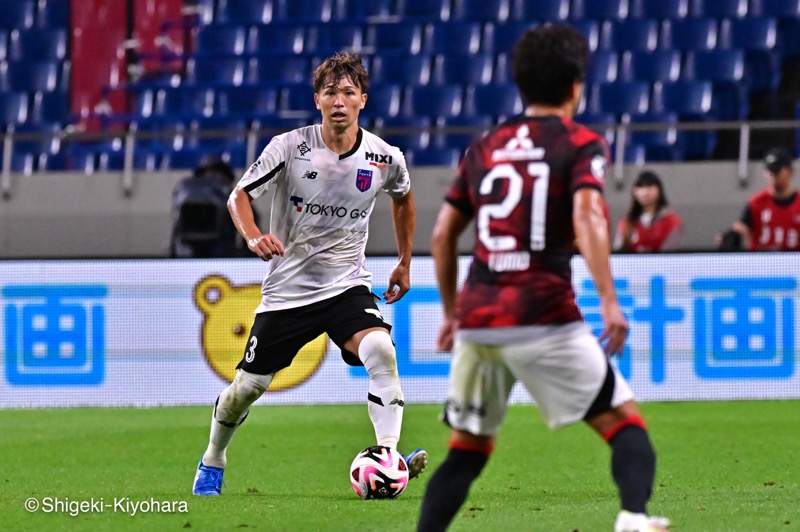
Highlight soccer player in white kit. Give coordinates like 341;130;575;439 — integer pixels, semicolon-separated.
193;52;427;496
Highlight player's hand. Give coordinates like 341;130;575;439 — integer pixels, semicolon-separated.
437;317;458;352
599;300;628;357
384;263;410;303
247;234;285;261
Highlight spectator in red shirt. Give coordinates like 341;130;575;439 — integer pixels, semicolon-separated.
614;171;683;252
729;148;800;251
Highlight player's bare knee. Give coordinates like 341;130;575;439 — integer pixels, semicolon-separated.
358;331;398;378
216;370;273;422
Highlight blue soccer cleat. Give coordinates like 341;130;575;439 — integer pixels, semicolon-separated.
404;448;428;480
193;460;224;496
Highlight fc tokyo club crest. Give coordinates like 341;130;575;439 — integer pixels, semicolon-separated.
356;169;373;192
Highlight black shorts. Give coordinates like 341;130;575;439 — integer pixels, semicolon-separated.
236;285;392;375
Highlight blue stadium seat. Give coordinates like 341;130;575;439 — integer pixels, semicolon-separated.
571;0;629;20
408;147;462;166
333;0;396;21
6;60;65;92
629;0;688;19
0;92;29;126
404;85;464;118
36;0;69;29
452;0;512;22
306;24;365;54
365;22;427;54
279;85;317;116
374;115;432;151
719;17;778;50
750;0;800;17
586;51;619;84
654;80;713;116
682;50;748;119
274;0;334;23
434;114;493;151
247;56;310;86
433;53;494;85
145;88;211;119
591;81;650;116
0;30;7;60
623;143;646;163
619;49;681;82
249;25;305;55
9;28;67;61
572;20;604;51
215;0;273;24
691;0;748;18
187;117;248;150
216;86;279;120
659;18;719;51
465;83;522;118
133;119;186;153
512;0;570;21
254;117;309;143
626;112;681;161
186;57;246;87
650;81;716;160
719;18;780;90
93;140;163;172
65;144;98;174
603;19;659;51
30;91;69;124
398;0;451;21
369;54;433;85
487;21;537;54
360;84;403;118
195;25;248;56
40;151;66;172
12;122;61;161
429;22;485;55
0;0;34;30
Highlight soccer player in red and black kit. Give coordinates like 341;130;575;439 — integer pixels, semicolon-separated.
730;147;800;250
417;25;669;532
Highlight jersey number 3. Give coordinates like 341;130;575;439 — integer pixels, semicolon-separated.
478;162;551;252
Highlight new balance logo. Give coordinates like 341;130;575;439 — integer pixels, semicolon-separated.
301;171;318;179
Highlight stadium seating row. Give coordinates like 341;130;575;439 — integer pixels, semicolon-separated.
191;17;793;56
190;0;800;25
0;0;68;31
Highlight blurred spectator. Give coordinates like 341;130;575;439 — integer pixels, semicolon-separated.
725;148;800;251
169;155;244;258
613;170;683;252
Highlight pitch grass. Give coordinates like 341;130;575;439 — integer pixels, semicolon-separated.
0;402;797;531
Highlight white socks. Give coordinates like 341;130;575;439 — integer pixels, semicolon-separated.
203;370;273;468
359;331;404;450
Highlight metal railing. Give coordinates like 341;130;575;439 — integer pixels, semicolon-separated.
2;118;799;199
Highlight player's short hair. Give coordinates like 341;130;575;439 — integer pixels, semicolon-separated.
511;24;588;107
313;52;369;93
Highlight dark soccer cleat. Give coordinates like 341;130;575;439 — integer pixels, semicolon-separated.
404;448;428;480
193;460;224;496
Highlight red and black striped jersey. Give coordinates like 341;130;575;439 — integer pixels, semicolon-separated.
446;115;609;329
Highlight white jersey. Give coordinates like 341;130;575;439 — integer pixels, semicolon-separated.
236;125;411;312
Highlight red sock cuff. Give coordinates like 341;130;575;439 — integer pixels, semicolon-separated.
449;438;494;456
602;415;647;442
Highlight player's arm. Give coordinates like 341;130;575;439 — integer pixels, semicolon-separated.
430;202;470;351
732;204;752;240
384;189;416;303
228;188;284;261
573;187;627;356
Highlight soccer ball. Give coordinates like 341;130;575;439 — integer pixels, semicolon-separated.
349;445;409;499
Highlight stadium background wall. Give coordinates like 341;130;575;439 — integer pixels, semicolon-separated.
1;255;798;408
0;161;789;257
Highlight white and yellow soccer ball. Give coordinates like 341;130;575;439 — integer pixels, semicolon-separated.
349;445;409;500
